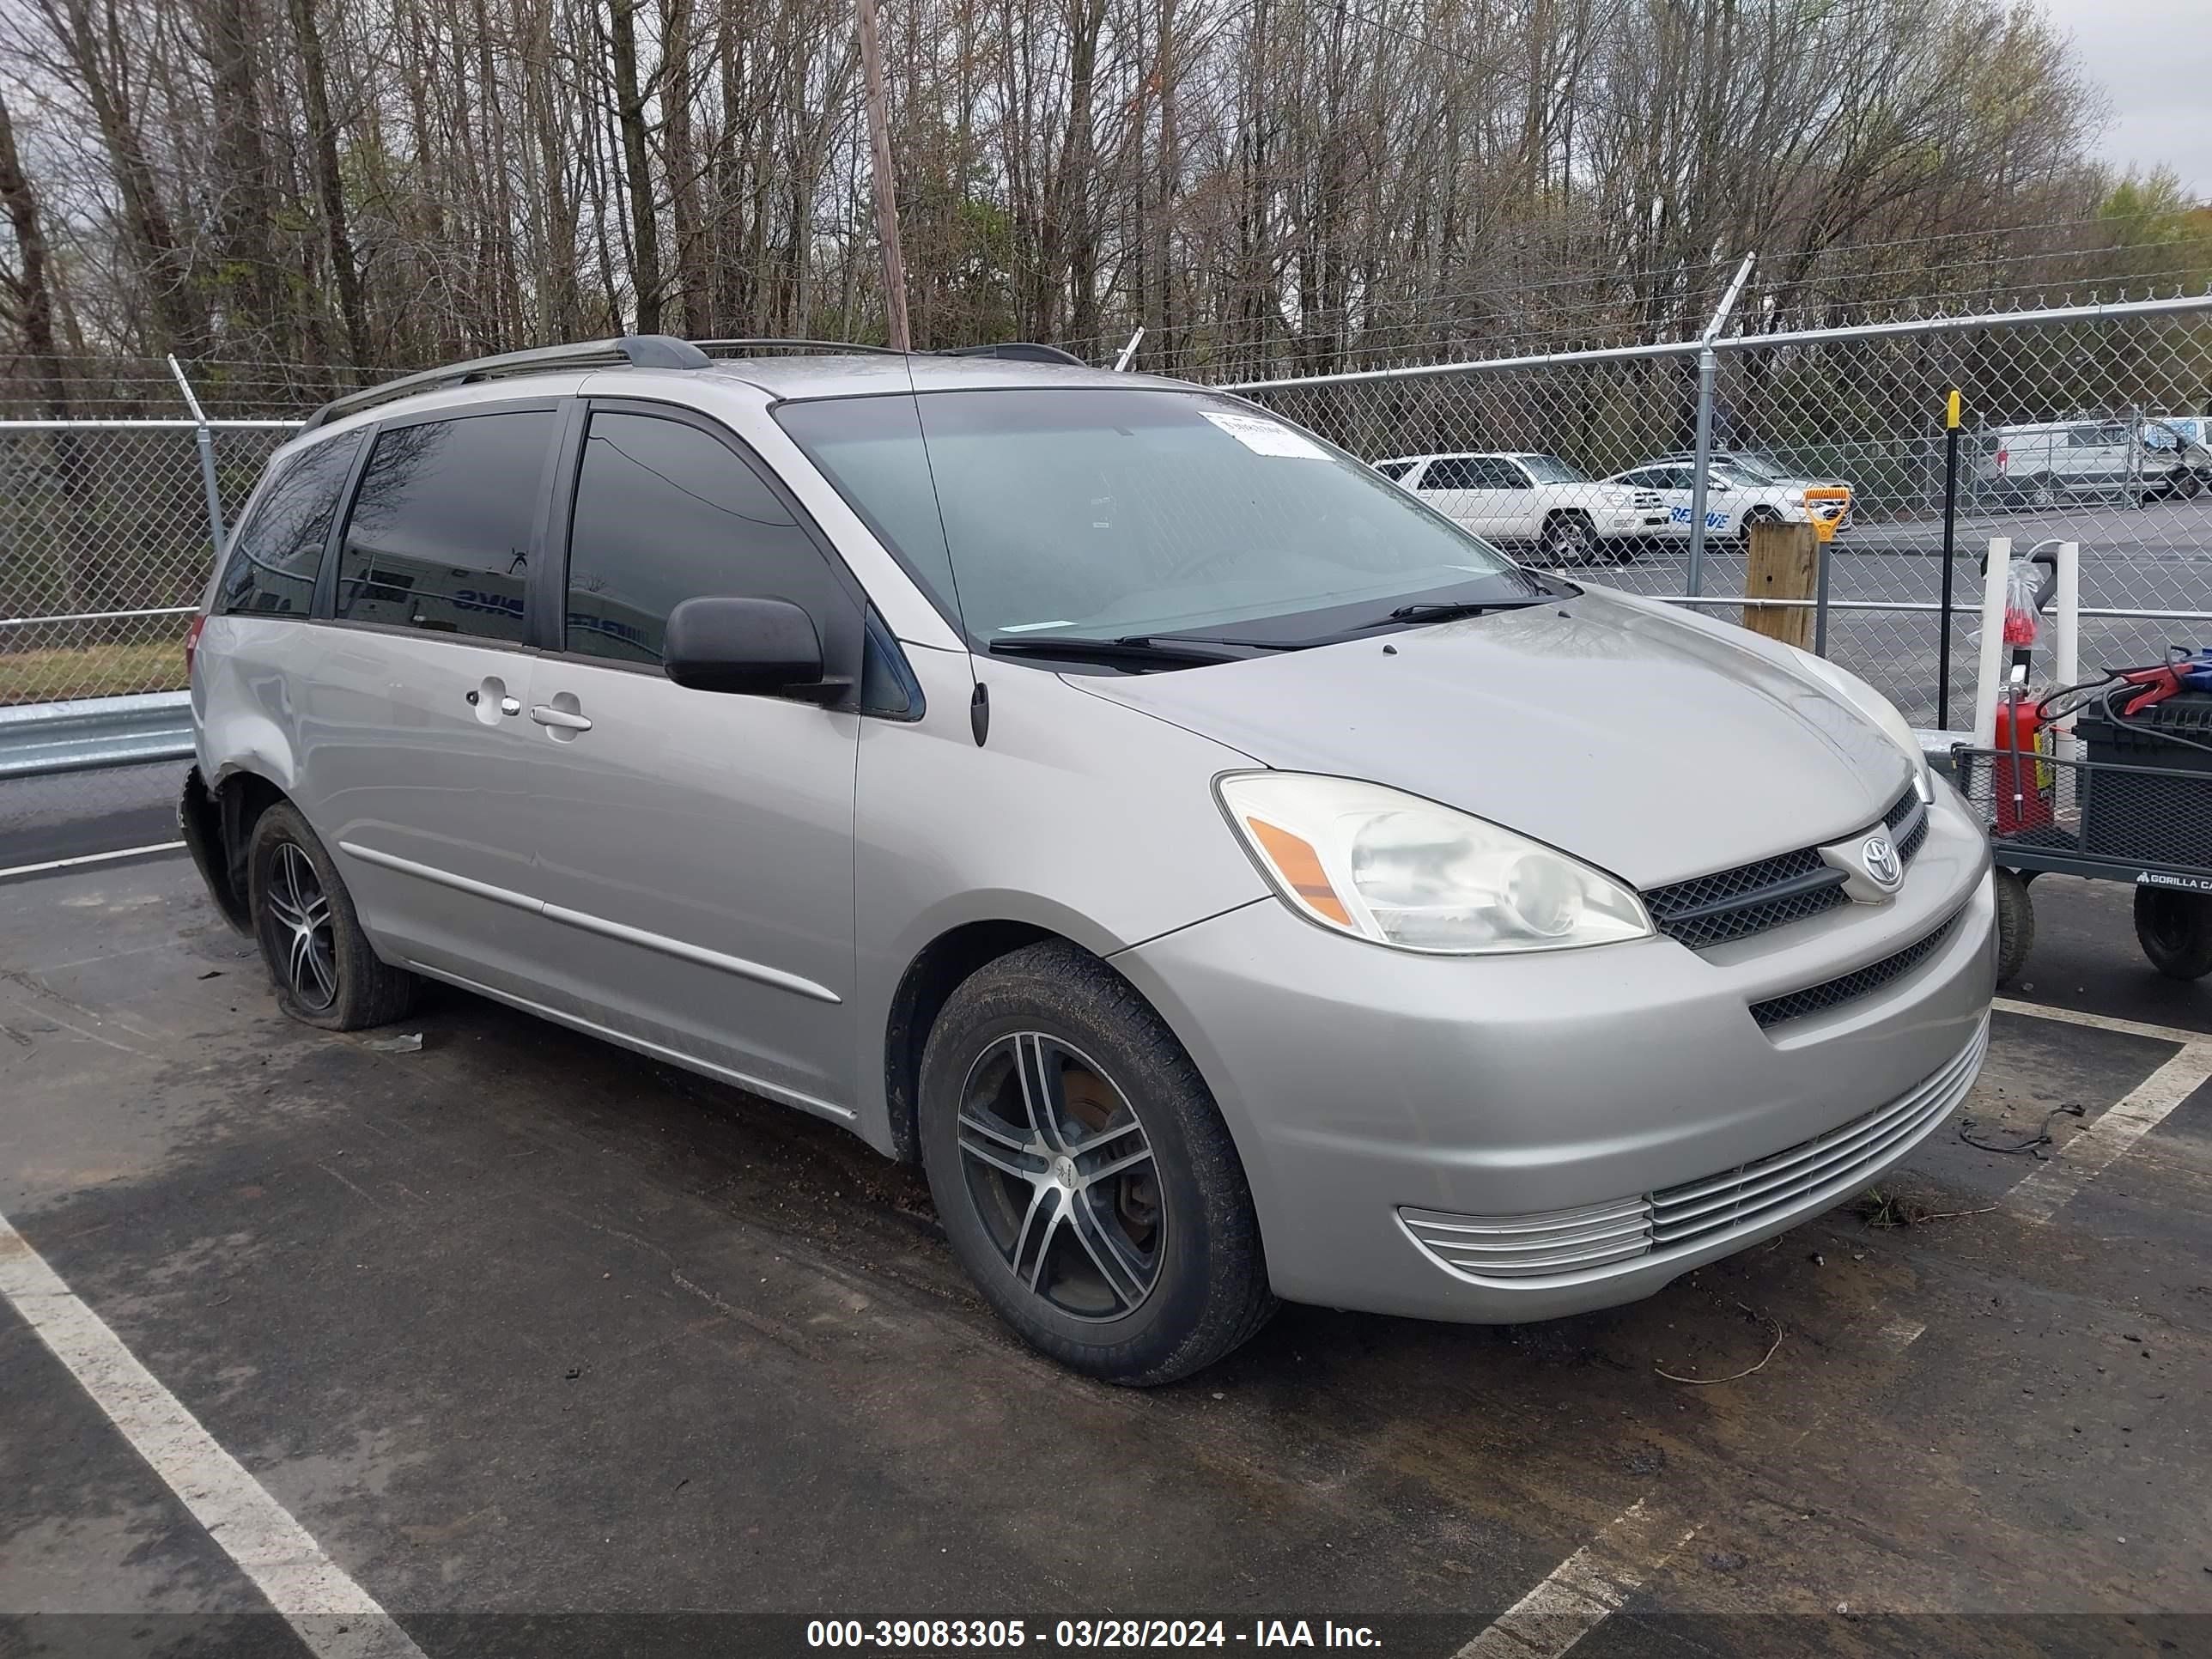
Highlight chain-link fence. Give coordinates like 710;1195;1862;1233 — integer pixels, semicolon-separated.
0;417;296;860
1229;289;2212;730
5;288;2212;859
0;419;295;703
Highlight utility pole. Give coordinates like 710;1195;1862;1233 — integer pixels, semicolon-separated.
856;0;910;350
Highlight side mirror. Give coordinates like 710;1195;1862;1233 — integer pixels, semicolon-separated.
664;596;835;697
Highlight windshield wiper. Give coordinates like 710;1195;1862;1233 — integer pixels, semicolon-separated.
986;635;1245;668
1365;596;1554;627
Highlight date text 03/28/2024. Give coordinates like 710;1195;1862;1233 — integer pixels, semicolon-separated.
805;1620;1382;1650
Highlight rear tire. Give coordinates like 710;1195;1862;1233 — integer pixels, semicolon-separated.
2027;472;2059;510
1992;867;2034;985
247;803;419;1030
917;940;1275;1385
1540;511;1598;566
1736;505;1781;547
2134;886;2212;981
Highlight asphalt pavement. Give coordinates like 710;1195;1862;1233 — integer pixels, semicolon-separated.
4;794;2211;1656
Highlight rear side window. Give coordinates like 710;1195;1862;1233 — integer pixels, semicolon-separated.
334;411;552;641
562;410;844;665
1373;459;1414;481
215;431;363;617
1418;458;1480;490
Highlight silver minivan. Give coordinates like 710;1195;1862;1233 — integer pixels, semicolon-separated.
183;337;1996;1383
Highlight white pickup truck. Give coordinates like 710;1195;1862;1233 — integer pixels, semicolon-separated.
1374;451;1669;563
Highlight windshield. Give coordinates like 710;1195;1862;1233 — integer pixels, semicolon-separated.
1517;453;1593;484
1720;453;1784;483
777;388;1535;644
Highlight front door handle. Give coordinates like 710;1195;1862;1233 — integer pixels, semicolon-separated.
529;703;593;732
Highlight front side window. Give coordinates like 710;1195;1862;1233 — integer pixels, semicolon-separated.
334;410;552;641
562;410;843;665
216;430;363;617
777;388;1532;644
1517;454;1589;484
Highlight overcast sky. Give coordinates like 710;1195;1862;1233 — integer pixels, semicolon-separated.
2043;0;2212;198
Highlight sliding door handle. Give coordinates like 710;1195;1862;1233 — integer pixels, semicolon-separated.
529;704;593;732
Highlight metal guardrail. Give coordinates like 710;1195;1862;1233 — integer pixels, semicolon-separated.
0;691;194;781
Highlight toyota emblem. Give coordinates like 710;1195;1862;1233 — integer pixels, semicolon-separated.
1862;835;1902;889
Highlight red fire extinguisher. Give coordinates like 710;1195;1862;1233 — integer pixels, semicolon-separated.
1991;556;2055;834
1991;690;2052;834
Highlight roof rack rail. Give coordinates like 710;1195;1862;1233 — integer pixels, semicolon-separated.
301;334;710;432
692;337;908;357
936;342;1091;367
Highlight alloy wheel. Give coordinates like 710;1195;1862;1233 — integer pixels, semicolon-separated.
266;841;338;1010
1547;515;1595;563
954;1033;1165;1322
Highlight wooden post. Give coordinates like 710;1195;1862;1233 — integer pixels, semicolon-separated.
1741;520;1817;648
856;0;910;351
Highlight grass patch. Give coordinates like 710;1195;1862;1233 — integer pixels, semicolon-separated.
1853;1187;1997;1228
0;640;188;705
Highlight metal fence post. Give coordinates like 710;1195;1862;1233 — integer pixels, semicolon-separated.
1814;538;1832;657
1685;253;1755;599
1937;388;1962;728
167;355;227;559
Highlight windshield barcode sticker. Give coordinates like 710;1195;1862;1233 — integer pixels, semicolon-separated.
1201;410;1328;459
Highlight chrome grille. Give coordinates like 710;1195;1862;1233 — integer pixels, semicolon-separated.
1650;1017;1987;1252
1396;1018;1986;1288
1397;1197;1653;1280
1645;786;1924;951
1886;789;1930;864
1749;906;1964;1029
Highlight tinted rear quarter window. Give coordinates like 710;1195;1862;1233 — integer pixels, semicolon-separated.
334;410;553;641
562;410;847;665
216;431;363;617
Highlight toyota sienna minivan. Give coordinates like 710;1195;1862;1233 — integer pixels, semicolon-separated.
183;337;1996;1384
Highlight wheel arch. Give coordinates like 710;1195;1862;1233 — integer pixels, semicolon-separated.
882;919;1060;1163
182;764;294;934
878;906;1231;1169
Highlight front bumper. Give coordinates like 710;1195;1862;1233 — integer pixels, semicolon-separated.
1113;783;1995;1322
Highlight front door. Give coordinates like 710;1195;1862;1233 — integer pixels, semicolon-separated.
520;403;866;1119
1475;457;1540;540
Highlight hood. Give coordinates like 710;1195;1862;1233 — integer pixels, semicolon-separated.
1062;586;1911;889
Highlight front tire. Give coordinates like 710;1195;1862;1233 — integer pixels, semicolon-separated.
2134;886;2212;981
1992;867;2034;984
917;941;1274;1385
247;803;419;1030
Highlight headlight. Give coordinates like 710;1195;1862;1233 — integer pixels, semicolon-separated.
1787;647;1932;803
1216;773;1653;955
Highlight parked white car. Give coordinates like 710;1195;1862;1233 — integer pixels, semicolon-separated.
1374;452;1669;562
1607;460;1847;542
1973;417;2208;505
